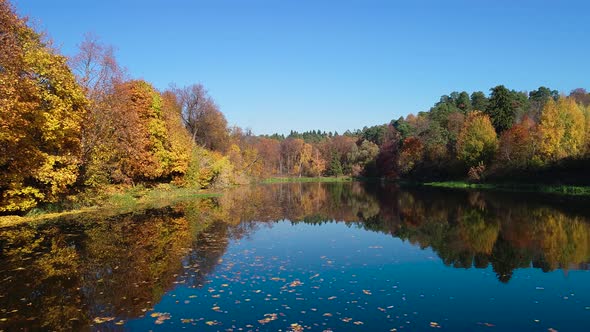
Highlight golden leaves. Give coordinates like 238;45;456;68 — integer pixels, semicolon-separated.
538;97;586;161
0;1;87;211
456;111;498;167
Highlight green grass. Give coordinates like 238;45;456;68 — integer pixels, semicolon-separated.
421;181;590;196
88;184;222;215
1;184;221;228
262;176;355;183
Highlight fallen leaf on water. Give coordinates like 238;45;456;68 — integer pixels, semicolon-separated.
290;323;304;332
258;313;278;324
93;317;115;324
154;313;170;325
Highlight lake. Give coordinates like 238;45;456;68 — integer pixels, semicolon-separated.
1;182;590;331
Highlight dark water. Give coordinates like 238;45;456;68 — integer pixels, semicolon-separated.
1;183;590;331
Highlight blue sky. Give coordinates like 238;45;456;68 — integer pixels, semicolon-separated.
12;0;590;135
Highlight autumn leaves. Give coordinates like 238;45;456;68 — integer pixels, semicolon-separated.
0;1;87;211
394;88;590;181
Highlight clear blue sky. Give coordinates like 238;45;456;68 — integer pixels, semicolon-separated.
12;0;590;135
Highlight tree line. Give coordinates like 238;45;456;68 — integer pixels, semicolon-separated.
1;0;590;213
393;86;590;182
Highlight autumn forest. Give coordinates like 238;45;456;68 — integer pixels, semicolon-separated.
4;0;590;330
2;0;590;213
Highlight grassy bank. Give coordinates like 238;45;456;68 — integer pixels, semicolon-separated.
262;176;355;183
2;177;361;227
0;184;221;228
421;181;590;196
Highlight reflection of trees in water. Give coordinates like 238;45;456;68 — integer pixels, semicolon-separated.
2;183;590;329
0;226;85;330
80;209;193;321
217;183;590;283
216;182;382;225
0;208;198;330
181;221;230;288
385;188;590;282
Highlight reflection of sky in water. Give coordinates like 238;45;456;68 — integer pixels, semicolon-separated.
3;183;590;330
127;221;590;331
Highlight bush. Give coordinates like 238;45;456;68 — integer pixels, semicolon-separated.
184;146;235;189
468;162;486;182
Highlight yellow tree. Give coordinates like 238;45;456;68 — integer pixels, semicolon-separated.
456;111;498;167
538;97;585;161
160;91;192;179
304;144;327;177
0;0;87;211
578;104;590;156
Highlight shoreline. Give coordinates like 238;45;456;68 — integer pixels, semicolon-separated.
0;185;221;228
415;181;590;196
4;178;590;228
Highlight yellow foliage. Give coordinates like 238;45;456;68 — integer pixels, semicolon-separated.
458;210;499;254
538;97;585;161
36;154;80;201
1;187;45;212
0;4;87;211
456;111;498;166
184;147;235;189
582;105;590;155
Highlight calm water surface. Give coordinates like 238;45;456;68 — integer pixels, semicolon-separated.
1;183;590;331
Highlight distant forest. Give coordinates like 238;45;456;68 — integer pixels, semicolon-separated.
1;0;590;212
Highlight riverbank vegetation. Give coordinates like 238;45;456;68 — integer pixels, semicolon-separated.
0;184;221;228
1;0;590;215
420;181;590;196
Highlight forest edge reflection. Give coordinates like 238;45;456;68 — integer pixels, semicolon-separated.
1;182;590;330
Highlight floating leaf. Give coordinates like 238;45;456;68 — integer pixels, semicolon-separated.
93;317;115;324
